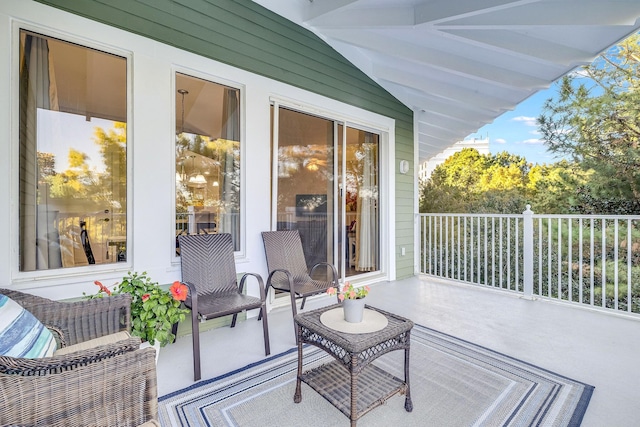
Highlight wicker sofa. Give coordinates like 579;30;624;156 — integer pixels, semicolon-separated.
0;289;159;427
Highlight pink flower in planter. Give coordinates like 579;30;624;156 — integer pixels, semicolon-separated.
327;281;369;302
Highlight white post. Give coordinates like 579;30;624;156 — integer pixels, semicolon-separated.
187;205;196;235
522;205;534;299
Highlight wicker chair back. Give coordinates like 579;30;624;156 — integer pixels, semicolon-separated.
178;233;238;297
261;230;311;289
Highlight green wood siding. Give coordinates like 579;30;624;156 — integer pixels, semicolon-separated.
36;0;415;279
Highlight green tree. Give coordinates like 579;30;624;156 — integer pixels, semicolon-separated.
525;161;588;213
538;33;640;213
420;149;533;213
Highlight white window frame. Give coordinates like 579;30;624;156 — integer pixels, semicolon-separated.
10;20;134;283
171;66;247;260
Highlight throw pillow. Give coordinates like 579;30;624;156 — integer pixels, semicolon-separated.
0;294;56;358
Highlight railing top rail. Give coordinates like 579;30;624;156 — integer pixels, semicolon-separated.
531;214;640;220
418;212;640;220
418;213;522;219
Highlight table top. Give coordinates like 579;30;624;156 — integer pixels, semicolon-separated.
294;304;414;354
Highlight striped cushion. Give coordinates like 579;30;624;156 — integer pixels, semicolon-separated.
0;294;56;358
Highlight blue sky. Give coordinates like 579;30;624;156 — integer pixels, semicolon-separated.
466;82;568;166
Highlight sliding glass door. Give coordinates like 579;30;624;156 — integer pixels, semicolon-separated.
271;105;379;287
272;107;335;270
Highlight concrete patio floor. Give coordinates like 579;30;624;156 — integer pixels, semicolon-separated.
156;275;640;426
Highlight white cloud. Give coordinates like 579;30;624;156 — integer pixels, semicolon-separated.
494;138;507;144
569;69;590;79
521;138;543;145
512;116;537;127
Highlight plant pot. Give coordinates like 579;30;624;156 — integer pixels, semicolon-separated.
140;340;161;365
343;298;366;323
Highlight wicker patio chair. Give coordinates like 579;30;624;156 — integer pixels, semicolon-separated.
178;233;271;381
0;289;159;426
261;230;339;326
0;288;131;346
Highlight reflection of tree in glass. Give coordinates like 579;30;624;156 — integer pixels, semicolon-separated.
37;122;127;257
39;122;126;207
175;133;240;215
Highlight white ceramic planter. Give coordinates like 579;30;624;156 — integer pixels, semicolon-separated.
342;298;366;323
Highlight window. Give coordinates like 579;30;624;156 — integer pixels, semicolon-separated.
18;30;128;272
175;73;241;251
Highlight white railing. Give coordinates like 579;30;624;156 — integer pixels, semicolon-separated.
419;206;640;316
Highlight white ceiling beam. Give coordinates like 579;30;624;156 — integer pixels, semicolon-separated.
308;5;414;27
303;0;360;22
443;29;594;64
421;111;485;130
419;128;461;141
414;0;534;25
419;122;477;139
408;92;505;119
373;64;525;109
323;29;550;89
436;1;640;27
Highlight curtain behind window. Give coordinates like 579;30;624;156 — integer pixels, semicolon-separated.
19;34;62;271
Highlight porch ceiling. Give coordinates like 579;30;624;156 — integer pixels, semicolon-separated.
252;0;640;162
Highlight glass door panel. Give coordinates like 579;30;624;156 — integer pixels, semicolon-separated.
274;107;335;282
345;128;379;276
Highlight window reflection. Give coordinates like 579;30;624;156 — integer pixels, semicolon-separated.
19;30;127;271
175;73;241;251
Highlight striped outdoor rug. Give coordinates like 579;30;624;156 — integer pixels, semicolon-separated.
158;325;593;426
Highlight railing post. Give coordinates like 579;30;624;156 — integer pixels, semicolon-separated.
522;205;534;299
187;205;196;235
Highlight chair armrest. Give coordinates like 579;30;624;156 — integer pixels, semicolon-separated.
0;343;157;426
0;288;131;346
239;272;267;301
265;268;295;293
309;262;339;284
0;336;141;376
266;268;299;315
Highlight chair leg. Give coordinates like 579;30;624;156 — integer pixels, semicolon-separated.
261;304;271;356
258;283;270;321
290;290;299;340
191;310;201;381
300;296;307;310
231;313;238;327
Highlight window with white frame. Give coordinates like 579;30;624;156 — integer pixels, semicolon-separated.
18;29;128;271
175;73;241;251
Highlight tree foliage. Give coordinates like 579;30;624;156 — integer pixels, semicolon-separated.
40;122;126;209
419;149;583;214
538;33;640;213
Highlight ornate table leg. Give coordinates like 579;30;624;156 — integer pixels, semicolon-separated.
404;331;413;412
294;324;303;403
350;354;358;426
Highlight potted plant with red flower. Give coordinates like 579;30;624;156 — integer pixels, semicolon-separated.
89;271;189;347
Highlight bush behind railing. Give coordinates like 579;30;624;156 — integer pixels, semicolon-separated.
420;213;640;315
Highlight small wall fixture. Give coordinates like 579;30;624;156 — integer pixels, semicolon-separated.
399;159;410;174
